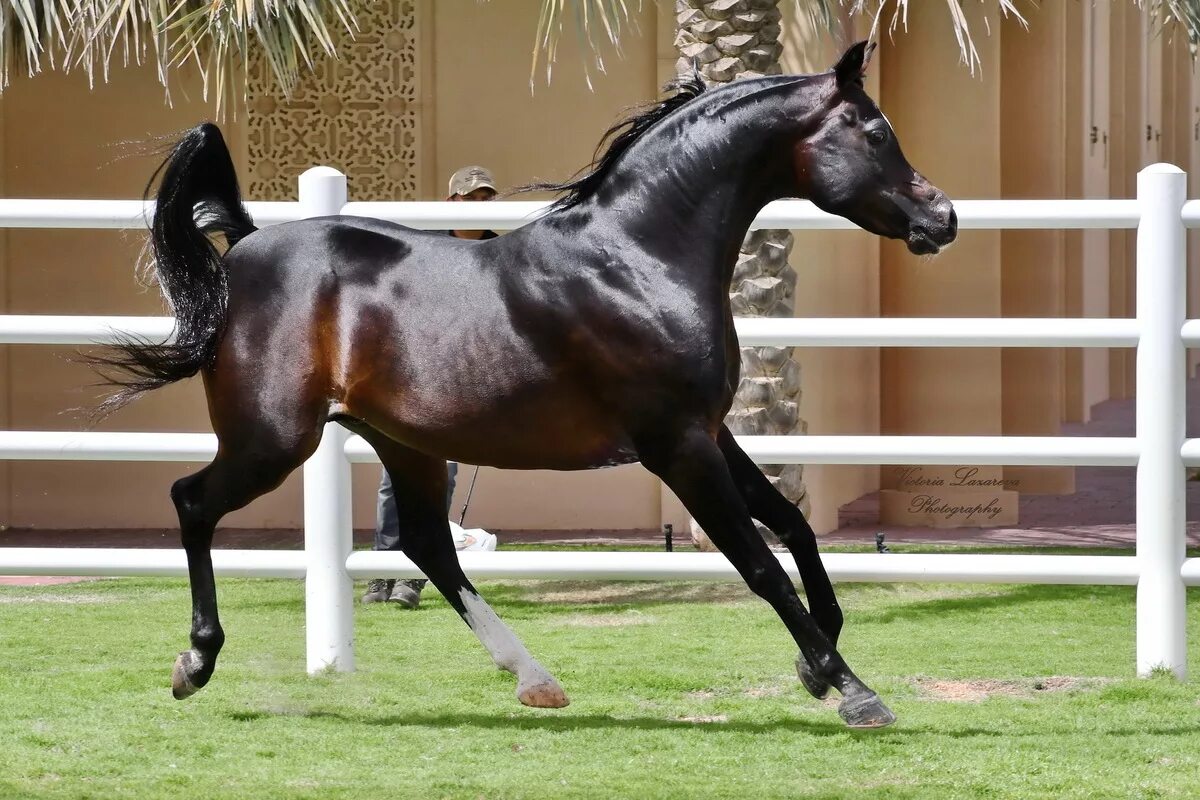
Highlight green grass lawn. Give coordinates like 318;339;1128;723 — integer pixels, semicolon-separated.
2;570;1199;799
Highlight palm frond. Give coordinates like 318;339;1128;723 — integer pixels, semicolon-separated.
828;1;1199;72
0;0;1195;113
0;0;358;116
828;0;1028;75
1139;0;1200;52
529;0;1199;86
528;0;638;91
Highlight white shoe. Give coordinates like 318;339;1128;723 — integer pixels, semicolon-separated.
448;520;497;552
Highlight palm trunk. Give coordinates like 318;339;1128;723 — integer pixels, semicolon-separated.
675;0;811;549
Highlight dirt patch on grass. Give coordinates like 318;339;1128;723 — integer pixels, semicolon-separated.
525;582;752;606
743;685;785;698
0;592;109;605
1030;676;1085;692
676;714;728;724
0;576;98;587
914;675;1106;702
918;679;1027;702
557;611;656;627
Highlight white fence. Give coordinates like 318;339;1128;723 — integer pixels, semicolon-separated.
0;164;1196;679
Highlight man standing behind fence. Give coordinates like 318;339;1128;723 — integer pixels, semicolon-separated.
362;165;501;607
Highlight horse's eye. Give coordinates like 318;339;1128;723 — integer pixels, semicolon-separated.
867;129;888;146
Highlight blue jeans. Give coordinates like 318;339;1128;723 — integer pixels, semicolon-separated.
373;462;459;552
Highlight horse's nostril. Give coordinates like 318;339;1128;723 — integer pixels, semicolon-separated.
947;208;958;236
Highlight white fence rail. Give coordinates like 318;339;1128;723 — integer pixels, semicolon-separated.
0;164;1195;679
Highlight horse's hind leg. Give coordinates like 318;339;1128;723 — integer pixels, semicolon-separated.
641;426;893;728
355;429;567;708
170;427;321;699
716;425;840;700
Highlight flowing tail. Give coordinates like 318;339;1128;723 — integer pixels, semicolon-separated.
89;124;256;416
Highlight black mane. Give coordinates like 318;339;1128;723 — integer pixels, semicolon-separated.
518;70;709;212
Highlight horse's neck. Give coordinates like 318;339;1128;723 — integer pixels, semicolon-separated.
575;83;817;291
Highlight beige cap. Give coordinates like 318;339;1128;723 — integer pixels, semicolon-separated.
448;165;497;197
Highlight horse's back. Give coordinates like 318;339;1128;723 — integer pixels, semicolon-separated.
225;215;466;285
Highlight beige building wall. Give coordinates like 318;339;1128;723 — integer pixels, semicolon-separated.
0;65;253;531
0;4;1191;535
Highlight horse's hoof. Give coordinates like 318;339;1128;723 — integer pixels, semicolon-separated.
838;692;896;729
171;651;201;700
517;678;570;709
795;653;831;700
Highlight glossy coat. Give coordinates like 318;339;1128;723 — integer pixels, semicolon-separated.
95;42;956;728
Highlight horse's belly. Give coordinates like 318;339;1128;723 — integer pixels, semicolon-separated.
348;372;639;470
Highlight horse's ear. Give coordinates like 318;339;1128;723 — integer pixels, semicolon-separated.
834;40;876;87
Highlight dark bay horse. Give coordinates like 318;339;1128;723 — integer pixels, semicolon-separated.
95;41;955;729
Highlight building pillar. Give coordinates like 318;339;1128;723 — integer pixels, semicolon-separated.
1108;3;1145;400
1190;36;1200;378
1078;0;1113;415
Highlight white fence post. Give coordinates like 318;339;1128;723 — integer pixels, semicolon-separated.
1135;163;1188;678
298;167;354;674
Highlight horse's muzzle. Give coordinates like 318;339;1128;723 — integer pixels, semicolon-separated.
907;202;957;256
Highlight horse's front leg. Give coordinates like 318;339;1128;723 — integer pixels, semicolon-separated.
642;427;893;728
716;425;841;700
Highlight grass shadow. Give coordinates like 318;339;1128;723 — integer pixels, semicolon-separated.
477;581;756;611
848;583;1131;625
225;707;1200;740
228;708;858;736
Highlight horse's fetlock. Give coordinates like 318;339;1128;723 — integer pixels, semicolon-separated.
812;652;848;684
192;625;225;653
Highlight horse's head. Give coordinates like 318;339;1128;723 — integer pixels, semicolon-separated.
793;41;957;255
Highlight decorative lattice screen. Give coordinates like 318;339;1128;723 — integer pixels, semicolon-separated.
247;0;422;201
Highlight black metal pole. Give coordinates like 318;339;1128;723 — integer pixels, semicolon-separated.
458;465;481;526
